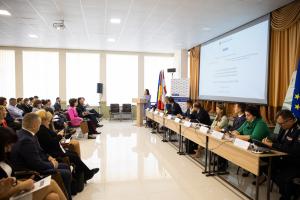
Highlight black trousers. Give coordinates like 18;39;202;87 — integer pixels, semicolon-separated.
65;150;91;178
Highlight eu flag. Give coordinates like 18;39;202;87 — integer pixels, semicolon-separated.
291;60;300;118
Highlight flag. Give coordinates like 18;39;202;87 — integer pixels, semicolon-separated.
156;70;167;110
291;60;300;118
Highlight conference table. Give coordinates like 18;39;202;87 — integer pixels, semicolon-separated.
145;109;287;200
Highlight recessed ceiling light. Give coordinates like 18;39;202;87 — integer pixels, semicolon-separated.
202;27;211;31
0;10;11;16
107;38;116;42
28;34;38;38
110;18;121;24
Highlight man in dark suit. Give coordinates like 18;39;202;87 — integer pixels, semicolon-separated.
10;113;72;199
262;110;300;200
190;102;211;126
187;102;211;156
169;97;183;116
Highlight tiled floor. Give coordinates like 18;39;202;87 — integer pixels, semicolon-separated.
74;120;253;200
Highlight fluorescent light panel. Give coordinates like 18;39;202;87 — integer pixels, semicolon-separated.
28;34;38;38
0;10;11;16
110;18;121;24
107;38;116;42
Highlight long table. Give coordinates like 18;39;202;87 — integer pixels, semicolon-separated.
145;110;287;200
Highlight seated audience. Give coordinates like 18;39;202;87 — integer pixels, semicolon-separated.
67;98;95;139
0;106;8;128
16;98;23;110
10;113;72;199
77;97;102;129
54;97;62;112
0;97;21;130
32;99;42;112
20;98;33;114
232;105;269;141
169;97;183;116
0;127;67;200
211;103;229;130
29;97;34;106
262;110;300;200
7;98;24;119
36;109;99;181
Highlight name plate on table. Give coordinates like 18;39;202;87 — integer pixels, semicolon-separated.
174;118;181;123
167;115;173;120
199;126;209;134
159;113;164;117
233;138;250;150
211;130;224;140
183;121;192;127
154;110;159;114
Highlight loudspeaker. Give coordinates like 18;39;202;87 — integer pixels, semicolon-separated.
97;83;103;94
167;68;176;73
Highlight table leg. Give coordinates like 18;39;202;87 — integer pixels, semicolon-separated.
256;175;259;200
267;157;272;200
202;136;208;174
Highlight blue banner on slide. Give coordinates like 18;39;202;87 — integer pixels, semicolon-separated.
172;96;189;103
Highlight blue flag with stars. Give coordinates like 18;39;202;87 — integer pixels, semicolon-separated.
291;60;300;118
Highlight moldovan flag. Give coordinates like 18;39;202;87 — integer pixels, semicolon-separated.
156;70;167;110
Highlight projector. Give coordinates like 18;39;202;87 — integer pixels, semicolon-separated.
53;20;65;30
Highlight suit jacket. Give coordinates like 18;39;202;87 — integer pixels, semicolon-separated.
170;102;183;115
184;108;192;118
272;122;300;166
76;104;86;118
10;129;53;172
36;125;64;158
190;108;211;126
224;114;246;132
54;102;62;112
21;104;32;114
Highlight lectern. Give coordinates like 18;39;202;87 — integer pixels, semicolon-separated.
132;98;147;127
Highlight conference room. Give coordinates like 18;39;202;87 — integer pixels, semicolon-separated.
0;0;299;200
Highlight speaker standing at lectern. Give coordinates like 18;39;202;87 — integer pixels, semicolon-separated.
144;89;151;109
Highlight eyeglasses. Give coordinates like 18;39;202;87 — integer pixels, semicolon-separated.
277;118;292;126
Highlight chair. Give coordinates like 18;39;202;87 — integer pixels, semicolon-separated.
64;112;88;138
109;104;120;120
121;104;133;121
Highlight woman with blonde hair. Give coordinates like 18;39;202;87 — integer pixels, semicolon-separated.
0;106;8;128
35;110;99;182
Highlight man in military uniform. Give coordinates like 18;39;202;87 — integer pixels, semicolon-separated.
263;109;300;200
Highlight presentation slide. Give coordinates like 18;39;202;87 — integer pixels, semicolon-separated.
199;15;270;104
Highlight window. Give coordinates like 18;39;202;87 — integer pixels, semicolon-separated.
0;50;15;98
144;56;175;102
66;53;100;106
106;54;138;105
23;51;59;102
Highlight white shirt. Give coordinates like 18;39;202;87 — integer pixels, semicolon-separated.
7;104;23;119
0;162;12;177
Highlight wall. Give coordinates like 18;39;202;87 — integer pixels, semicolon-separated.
1;46;187;119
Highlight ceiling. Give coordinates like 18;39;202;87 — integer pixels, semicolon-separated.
0;0;294;53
